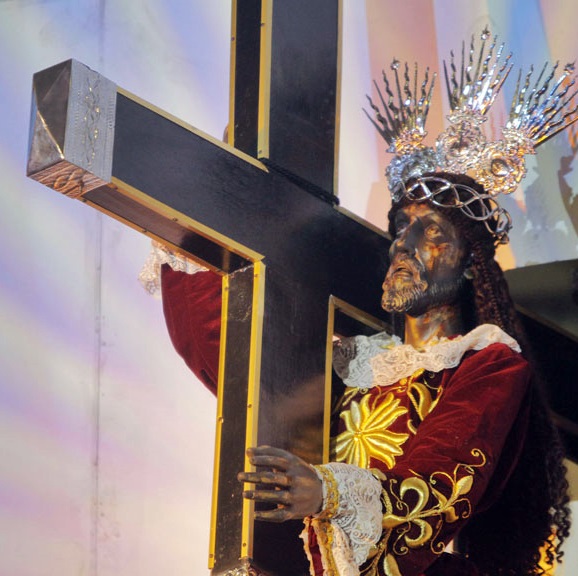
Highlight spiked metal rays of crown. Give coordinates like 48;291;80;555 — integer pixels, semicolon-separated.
367;28;578;243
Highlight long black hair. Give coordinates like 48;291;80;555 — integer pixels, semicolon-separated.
389;172;571;575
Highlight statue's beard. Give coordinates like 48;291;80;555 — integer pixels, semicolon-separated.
381;279;428;313
381;260;465;316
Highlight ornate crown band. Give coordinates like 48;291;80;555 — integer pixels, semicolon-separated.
367;28;578;243
405;176;512;244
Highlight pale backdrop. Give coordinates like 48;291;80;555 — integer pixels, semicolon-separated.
0;1;577;575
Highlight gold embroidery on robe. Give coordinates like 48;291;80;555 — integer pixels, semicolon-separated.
333;369;441;469
361;450;487;576
403;369;442;434
333;391;410;469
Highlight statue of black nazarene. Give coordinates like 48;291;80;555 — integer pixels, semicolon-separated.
158;30;574;576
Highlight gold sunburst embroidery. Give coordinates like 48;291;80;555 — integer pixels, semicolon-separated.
334;392;410;469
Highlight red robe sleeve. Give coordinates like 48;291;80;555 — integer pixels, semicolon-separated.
161;265;222;395
373;343;531;576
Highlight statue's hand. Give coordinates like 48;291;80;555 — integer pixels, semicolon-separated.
237;445;323;522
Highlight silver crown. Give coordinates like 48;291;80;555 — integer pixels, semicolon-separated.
368;28;578;243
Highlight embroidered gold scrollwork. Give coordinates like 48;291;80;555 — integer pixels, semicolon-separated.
383;477;435;548
403;369;441;433
363;449;488;574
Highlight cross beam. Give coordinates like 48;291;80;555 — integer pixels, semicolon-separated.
27;2;391;574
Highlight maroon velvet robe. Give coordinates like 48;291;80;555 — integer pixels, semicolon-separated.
306;343;530;576
161;267;531;576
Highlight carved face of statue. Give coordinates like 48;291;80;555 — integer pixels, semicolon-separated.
382;203;467;316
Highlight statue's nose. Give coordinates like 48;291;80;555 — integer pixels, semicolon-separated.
393;224;418;256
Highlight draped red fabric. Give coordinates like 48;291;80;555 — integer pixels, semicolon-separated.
160;268;530;575
307;344;529;576
383;344;530;575
161;265;222;395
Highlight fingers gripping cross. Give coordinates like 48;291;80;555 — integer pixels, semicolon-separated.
238;446;324;522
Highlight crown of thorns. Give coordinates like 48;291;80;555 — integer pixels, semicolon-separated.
367;28;578;243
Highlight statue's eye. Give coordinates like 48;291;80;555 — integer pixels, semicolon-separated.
394;219;408;238
424;223;443;240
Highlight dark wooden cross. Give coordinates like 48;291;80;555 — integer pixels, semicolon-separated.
26;1;391;575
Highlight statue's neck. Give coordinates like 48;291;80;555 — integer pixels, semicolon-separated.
404;304;465;350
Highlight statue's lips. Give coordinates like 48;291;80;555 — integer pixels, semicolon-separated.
392;266;413;277
390;260;420;279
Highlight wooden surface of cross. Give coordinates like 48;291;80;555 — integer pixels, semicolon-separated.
26;1;391;575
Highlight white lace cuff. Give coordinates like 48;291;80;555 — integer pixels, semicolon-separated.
302;463;382;575
139;241;208;296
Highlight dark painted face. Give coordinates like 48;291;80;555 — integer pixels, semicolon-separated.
382;203;467;316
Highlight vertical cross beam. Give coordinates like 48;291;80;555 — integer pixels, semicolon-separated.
26;2;392;575
232;0;340;196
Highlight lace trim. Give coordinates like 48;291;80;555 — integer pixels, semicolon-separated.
139;241;208;296
334;332;401;384
339;324;520;389
330;524;359;576
302;517;341;576
306;463;382;574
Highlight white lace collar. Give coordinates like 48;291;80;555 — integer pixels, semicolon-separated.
341;324;520;389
